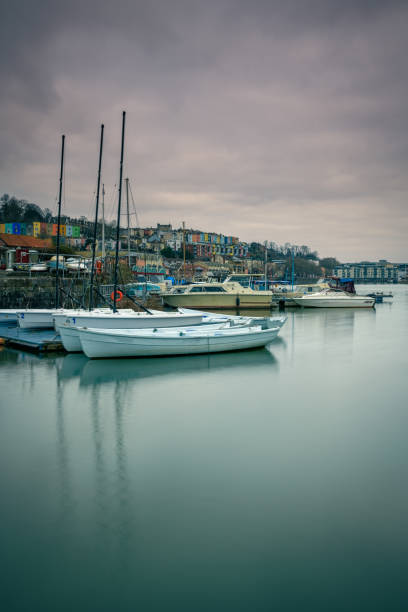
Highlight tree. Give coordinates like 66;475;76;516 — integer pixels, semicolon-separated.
161;246;177;258
0;194;25;222
319;257;340;274
23;203;44;222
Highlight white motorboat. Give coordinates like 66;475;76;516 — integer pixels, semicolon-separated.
292;290;375;308
162;280;274;309
78;323;281;359
65;258;90;272
30;263;48;273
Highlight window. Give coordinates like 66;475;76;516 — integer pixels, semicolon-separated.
190;286;204;293
204;286;227;293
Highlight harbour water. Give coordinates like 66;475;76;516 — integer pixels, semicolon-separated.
1;285;407;611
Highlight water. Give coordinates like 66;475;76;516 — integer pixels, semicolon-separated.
1;285;407;611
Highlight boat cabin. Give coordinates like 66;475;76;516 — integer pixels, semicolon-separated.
329;277;356;294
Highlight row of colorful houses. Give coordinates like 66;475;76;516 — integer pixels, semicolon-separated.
0;222;81;238
186;232;240;245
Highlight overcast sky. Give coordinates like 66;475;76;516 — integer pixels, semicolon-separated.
1;0;407;261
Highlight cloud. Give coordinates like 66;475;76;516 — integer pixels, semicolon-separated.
1;0;407;260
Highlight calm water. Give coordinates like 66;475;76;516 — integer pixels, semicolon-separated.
1;285;408;611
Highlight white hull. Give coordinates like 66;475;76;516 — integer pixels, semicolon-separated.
0;310;20;323
17;308;116;329
17;310;62;329
79;325;280;359
292;295;375;308
163;293;272;309
60;321;251;353
58;311;203;330
52;309;135;331
59;325;83;352
180;309;287;329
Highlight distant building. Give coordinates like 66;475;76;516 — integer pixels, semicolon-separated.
334;260;400;283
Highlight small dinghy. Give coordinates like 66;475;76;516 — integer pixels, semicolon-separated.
179;308;287;328
77;322;281;359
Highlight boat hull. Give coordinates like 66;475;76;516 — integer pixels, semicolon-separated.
163;293;272;309
79;326;280;359
0;310;19;324
57;312;203;330
59;325;83;352
17;310;59;329
292;297;375;308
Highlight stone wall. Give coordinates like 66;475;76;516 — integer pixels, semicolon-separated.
0;276;163;311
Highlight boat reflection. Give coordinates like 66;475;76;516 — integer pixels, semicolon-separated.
80;347;278;387
56;353;88;381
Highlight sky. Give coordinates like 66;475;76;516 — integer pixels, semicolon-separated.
0;0;407;262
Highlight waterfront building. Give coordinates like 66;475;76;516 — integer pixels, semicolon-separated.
0;234;52;269
334;260;400;283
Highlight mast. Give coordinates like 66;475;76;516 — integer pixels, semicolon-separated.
101;184;106;261
182;221;186;281
264;240;268;290
126;177;131;268
89;124;104;310
55;134;65;309
113;111;126;313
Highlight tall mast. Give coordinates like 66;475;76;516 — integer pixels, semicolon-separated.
89;123;104;310
183;221;186;281
113;111;126;313
264;240;268;290
101;184;106;261
126;177;131;268
55;134;65;309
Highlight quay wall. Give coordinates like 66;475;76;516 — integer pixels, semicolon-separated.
0;277;163;310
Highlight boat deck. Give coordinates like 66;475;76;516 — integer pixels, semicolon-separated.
0;323;64;352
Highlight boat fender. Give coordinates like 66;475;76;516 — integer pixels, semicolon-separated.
110;290;123;302
236;296;240;307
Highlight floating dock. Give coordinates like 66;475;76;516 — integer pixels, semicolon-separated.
0;324;64;352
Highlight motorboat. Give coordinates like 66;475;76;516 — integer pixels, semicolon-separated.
271;280;330;304
30;263;48;273
162;280;274;309
291;289;375;308
65;258;90;272
77;322;281;359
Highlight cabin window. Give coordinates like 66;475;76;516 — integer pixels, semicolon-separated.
190;286;204;292
205;286;227;292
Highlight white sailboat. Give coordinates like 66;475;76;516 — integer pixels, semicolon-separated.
77;323;281;359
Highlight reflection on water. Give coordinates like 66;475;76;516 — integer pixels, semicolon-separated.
1;286;408;611
56;377;74;521
80;347;278;387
